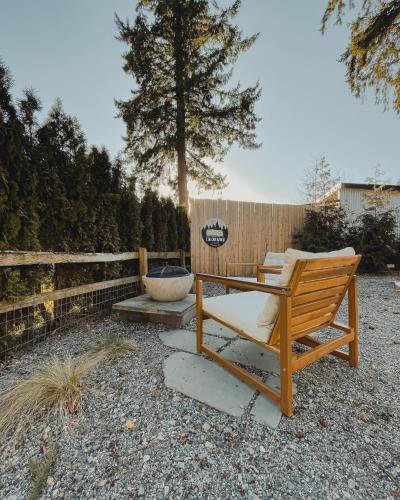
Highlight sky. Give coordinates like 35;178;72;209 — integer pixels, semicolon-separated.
1;0;399;204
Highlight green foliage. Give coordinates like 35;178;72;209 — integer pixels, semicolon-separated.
321;1;400;113
153;196;168;252
0;63;40;252
176;206;190;251
164;198;178;251
36;100;94;252
116;0;261;205
348;210;398;272
26;444;59;500
118;176;142;251
140;190;156;250
295;204;348;253
0;61;188;305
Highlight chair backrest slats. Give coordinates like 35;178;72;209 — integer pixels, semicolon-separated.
268;255;361;346
292;284;346;307
295;275;349;296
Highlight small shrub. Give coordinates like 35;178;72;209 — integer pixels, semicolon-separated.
294;204;348;252
26;444;59;500
0;352;104;444
90;335;136;357
347;209;398;272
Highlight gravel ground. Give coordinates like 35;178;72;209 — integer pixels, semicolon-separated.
0;275;399;500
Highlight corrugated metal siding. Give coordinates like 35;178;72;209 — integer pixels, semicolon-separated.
340;187;400;237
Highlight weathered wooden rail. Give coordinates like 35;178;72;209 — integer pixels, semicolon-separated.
0;247;190;311
0;248;190;357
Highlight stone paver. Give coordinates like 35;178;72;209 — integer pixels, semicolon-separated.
250;394;282;429
267;373;297;395
202;319;237;339
159;329;228;354
163;352;255;417
220;338;280;374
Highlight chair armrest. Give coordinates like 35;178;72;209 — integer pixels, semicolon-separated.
257;265;283;275
196;273;289;296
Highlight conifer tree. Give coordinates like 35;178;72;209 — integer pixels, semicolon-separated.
0;63;40;252
87;146;120;252
176;206;190;251
0;63;41;301
164;198;178;250
140;190;156;250
116;0;261;209
322;1;400;113
118;175;142;251
36;100;94;251
153;197;168;251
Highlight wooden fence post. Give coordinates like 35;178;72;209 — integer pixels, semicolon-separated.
179;249;186;269
138;247;148;294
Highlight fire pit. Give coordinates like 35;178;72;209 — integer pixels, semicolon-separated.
142;265;194;302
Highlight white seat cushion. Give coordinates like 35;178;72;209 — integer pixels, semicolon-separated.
257;247;356;327
203;291;273;343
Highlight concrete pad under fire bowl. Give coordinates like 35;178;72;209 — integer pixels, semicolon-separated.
112;294;197;328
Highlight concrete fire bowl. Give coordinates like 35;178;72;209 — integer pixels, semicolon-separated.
142;274;194;302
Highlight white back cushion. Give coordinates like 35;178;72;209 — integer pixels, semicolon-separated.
263;251;285;266
257;247;355;327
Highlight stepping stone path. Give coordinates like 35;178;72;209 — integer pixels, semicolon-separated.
160;327;296;429
164;352;254;417
159;329;227;355
220;338;280;374
202;319;238;339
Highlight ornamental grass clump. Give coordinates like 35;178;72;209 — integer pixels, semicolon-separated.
89;335;136;357
26;444;59;500
0;352;104;444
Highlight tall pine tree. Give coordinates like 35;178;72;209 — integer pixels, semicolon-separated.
116;0;261;210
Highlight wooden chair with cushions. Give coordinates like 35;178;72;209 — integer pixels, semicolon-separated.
196;254;362;416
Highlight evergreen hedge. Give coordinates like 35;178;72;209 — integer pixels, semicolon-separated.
0;61;190;300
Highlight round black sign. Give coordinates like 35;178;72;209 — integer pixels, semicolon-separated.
201;218;228;248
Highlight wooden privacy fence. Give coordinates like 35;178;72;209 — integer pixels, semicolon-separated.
0;248;190;357
190;198;307;275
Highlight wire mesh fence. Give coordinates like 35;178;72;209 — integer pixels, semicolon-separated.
0;280;139;359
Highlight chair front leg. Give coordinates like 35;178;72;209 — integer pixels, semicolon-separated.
256;267;266;283
280;295;293;416
348;275;359;368
196;277;204;353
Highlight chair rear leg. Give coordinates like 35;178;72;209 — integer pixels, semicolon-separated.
280;295;293;417
196;278;203;353
280;351;293;416
348;276;359;368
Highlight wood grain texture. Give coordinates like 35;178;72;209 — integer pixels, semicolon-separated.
190;198;306;274
0;250;189;267
0;251;139;267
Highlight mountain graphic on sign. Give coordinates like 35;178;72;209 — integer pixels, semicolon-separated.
201;220;228;242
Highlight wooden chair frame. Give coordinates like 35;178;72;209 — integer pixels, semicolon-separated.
196;255;361;417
